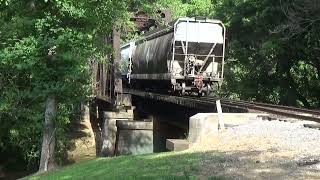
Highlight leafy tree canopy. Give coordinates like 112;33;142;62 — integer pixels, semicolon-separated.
0;0;134;167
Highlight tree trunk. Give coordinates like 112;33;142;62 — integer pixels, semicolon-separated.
286;70;311;108
39;96;57;172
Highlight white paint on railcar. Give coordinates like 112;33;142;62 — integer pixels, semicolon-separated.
175;21;224;44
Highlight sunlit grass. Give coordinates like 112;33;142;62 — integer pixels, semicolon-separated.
27;151;225;180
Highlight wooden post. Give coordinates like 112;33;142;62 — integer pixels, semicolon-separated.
112;27;122;106
216;100;225;130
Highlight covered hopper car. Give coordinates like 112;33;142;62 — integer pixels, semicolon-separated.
120;17;226;96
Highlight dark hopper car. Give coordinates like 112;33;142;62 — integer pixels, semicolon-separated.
120;17;226;96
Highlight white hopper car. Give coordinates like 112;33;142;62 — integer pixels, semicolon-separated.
120;17;226;96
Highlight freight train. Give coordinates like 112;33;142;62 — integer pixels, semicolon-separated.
120;17;226;96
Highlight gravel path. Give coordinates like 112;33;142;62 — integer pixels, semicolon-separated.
227;119;320;159
190;117;320;179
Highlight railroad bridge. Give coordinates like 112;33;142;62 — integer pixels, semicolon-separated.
90;86;320;156
89;10;228;156
89;11;320;157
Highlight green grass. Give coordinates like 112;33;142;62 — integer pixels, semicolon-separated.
27;151;226;180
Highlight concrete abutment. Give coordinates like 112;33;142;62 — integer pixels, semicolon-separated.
93;94;265;156
166;113;267;151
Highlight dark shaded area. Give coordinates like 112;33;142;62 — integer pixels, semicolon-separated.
0;148;37;180
130;10;172;33
89;99;114;157
133;96;214;152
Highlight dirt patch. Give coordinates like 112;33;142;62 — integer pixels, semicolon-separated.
188;119;320;179
66;106;96;163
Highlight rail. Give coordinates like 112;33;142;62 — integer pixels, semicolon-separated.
126;89;320;123
200;97;320;122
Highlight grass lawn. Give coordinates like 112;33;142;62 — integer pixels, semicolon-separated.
27;151;226;180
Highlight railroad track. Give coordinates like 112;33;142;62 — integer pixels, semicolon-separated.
126;89;320;123
200;96;320;122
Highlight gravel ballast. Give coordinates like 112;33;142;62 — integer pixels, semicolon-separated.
190;117;320;179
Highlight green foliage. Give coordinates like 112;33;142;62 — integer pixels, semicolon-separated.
186;0;212;17
154;0;214;18
0;0;133;169
211;0;320;108
154;0;188;18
